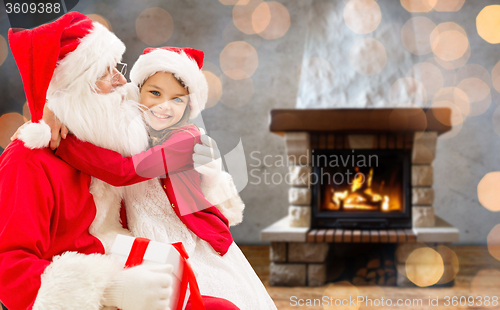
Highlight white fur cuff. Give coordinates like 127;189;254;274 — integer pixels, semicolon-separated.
18;120;51;149
204;171;245;226
33;252;122;310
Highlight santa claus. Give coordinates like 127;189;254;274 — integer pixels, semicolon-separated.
0;12;242;310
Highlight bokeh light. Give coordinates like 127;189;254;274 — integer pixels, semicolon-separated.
407;62;444;100
433;44;470;70
389;78;427;107
233;0;263;35
434;245;459;284
477;5;500;44
255;1;290;40
0;113;26;149
478;172;500;212
252;2;271;34
203;62;223;109
491;61;500;94
400;0;437;13
203;71;223;109
349;38;387;76
86;14;111;30
487;224;500;261
344;0;382;35
220;76;254;108
220;41;259;80
431;87;468;139
471;269;500;296
455;64;492;117
405;247;444;287
430;22;469;62
433;0;465;12
457;78;490;103
401;17;436;55
457;78;491;116
425;57;456;84
136;8;174;46
0;35;7;67
432;87;469;120
322;281;360;310
455;64;492;87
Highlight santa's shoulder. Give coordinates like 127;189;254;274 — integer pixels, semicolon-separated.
0;140;78;175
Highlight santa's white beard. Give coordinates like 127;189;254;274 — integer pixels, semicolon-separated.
46;85;152;252
46;85;149;157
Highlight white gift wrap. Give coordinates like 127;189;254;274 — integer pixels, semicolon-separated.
111;234;190;310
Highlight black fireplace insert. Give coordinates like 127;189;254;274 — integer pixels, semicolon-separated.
311;149;412;229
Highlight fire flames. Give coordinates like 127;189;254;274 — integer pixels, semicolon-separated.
323;167;393;212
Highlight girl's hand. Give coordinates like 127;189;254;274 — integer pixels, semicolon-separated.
42;105;69;150
194;131;222;193
10;120;31;141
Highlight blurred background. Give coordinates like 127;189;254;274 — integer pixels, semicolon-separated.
0;0;499;247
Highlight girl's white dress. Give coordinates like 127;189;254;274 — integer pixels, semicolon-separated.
126;179;277;310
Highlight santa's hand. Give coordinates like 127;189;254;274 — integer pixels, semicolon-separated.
194;132;222;194
102;264;173;310
42;105;69;150
10;120;31;141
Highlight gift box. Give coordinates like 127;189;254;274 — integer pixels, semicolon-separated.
111;235;194;310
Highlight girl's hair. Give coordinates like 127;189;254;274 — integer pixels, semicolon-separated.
144;73;195;147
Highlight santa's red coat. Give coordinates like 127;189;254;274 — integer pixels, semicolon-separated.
0;140;105;309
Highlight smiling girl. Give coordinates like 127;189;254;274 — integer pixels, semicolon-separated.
141;71;191;144
54;47;277;309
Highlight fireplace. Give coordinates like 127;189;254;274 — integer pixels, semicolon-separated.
261;108;460;288
311;148;412;229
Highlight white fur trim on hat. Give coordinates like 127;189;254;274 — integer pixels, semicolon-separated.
47;22;126;96
129;49;208;119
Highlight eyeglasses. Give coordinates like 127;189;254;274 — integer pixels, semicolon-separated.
99;62;127;84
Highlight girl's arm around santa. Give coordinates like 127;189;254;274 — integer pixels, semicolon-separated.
56;125;245;226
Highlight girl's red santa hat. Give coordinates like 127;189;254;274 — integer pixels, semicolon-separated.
130;47;208;119
9;11;125;123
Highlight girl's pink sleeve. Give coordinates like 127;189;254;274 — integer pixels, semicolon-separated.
55;129;198;187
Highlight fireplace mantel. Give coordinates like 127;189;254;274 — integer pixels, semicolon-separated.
269;108;451;135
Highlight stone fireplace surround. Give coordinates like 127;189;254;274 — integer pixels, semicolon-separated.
261;108;460;287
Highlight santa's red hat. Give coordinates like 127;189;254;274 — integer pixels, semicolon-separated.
9;11;125;123
130;47;208;119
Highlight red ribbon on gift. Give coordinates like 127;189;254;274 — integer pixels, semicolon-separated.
124;237;205;310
